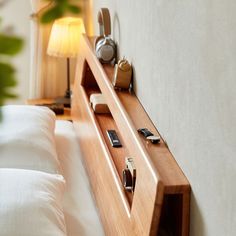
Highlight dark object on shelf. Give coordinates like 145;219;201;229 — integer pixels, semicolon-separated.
138;128;161;144
122;169;132;192
146;136;161;144
55;92;71;108
138;128;154;137
37;103;64;115
122;157;136;192
106;130;122;147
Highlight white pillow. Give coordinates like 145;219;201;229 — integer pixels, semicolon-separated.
0;105;56;133
0;168;67;236
0;105;60;173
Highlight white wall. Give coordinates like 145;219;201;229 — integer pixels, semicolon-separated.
91;1;236;235
1;0;31;104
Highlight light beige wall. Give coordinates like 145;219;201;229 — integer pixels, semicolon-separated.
91;1;236;235
1;0;31;104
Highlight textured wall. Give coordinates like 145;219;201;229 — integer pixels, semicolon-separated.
1;0;31;104
90;0;236;235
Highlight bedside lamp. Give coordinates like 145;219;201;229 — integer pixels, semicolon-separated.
47;17;85;107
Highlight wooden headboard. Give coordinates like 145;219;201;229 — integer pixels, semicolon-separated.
71;34;190;236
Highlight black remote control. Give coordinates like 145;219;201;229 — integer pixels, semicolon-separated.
138;128;161;144
138;128;154;138
106;130;122;147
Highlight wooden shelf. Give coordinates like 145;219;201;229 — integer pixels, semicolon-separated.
71;34;190;236
83;83;133;205
102;64;189;193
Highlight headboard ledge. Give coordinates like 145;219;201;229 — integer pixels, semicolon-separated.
72;34;190;236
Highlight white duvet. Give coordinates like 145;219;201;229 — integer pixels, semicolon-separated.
55;121;105;236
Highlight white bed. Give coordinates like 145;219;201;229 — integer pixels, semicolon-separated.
55;120;104;236
0;105;104;236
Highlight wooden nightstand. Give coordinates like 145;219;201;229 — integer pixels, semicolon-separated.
26;98;71;121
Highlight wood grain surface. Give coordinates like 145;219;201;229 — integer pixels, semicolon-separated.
71;34;190;236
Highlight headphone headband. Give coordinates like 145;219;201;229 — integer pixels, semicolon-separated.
97;8;111;37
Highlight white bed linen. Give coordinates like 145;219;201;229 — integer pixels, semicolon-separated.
55;121;105;236
0;168;67;236
0;105;60;173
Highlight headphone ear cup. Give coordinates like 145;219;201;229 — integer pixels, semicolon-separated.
95;38;116;63
95;36;104;50
95;36;106;60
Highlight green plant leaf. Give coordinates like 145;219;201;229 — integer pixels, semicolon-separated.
55;0;68;3
0;91;17;98
41;0;81;24
0;63;17;89
0;62;15;73
40;6;64;23
0;34;23;55
0;63;18;108
0;1;24;111
68;4;80;14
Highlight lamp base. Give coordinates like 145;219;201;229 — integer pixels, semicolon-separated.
55;96;71;108
54;89;72;108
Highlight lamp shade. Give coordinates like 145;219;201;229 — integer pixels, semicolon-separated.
47;17;85;58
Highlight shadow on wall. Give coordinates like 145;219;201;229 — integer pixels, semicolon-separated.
112;12;121;60
112;12;138;93
190;192;206;236
112;10;205;236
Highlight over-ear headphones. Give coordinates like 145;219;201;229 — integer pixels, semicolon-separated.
95;8;116;64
